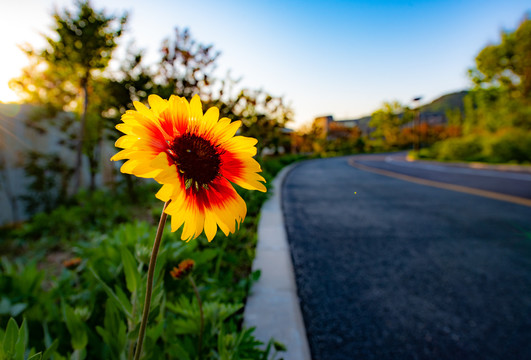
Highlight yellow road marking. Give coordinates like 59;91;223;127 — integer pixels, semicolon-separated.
349;158;531;208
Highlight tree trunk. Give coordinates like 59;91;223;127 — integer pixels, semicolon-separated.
73;75;89;194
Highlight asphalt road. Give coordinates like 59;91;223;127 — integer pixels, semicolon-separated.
282;155;531;360
353;152;531;200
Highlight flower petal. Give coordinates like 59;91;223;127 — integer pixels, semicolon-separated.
148;94;168;114
189;94;203;122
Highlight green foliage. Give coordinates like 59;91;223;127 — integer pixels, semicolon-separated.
432;135;484;162
472;17;531;99
466;22;531;134
370;101;414;149
462;87;529;134
0;317;58;360
10;185;156;246
227;90;293;156
417;128;531;164
1;218;278;358
155;27;220;100
483;128;531;163
0;156;301;359
261;154;307;177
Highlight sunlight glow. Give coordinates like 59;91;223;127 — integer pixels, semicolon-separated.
0;0;65;103
0;38;28;103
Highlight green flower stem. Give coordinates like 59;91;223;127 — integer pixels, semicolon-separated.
189;275;204;360
134;200;171;360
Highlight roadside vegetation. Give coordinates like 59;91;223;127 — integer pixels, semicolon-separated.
291;17;530;164
0;155;305;359
413;17;531;164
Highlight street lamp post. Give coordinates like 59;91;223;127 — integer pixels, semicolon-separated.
412;96;422;151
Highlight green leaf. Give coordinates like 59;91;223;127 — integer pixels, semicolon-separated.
61;301;88;351
273;339;287;352
1;257;14;274
114;286;133;316
42;322;52;349
194;249;219;265
2;317;19;357
146;318;165;342
27;353;42;360
88;266;132;319
251;269;261;282
41;339;59;360
14;318;28;360
120;247;140;294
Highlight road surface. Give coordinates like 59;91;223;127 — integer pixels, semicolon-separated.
282;155;531;360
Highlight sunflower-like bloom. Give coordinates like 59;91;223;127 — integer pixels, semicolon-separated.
111;95;266;241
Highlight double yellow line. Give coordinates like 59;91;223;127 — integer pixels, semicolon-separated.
349;158;531;208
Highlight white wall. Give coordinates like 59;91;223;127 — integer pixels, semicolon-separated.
0;103;116;225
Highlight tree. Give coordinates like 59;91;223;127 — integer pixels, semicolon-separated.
472;17;531;100
369;101;413;148
465;16;531;132
11;0;127;193
227;89;293;156
155;27;220;100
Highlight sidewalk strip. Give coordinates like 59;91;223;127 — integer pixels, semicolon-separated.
243;164;312;360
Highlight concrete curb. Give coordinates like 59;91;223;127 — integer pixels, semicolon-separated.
243;164;311;360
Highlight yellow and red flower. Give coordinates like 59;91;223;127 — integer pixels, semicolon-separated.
111;95;266;241
170;259;196;280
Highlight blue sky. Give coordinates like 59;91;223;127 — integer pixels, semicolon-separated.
1;0;529;128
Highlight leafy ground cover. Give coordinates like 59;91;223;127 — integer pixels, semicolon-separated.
0;155;305;360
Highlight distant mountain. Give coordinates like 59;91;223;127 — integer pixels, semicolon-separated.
333;90;469;134
419;90;468;113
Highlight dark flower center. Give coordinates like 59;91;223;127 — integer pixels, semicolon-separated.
168;133;221;190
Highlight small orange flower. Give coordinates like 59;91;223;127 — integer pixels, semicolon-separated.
63;257;82;269
111;95;266;242
170;259;196;280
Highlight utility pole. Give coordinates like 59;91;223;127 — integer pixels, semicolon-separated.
412;96;422;151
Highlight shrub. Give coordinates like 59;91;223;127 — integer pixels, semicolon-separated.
483;129;531;164
435;135;484;162
422;129;531;164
